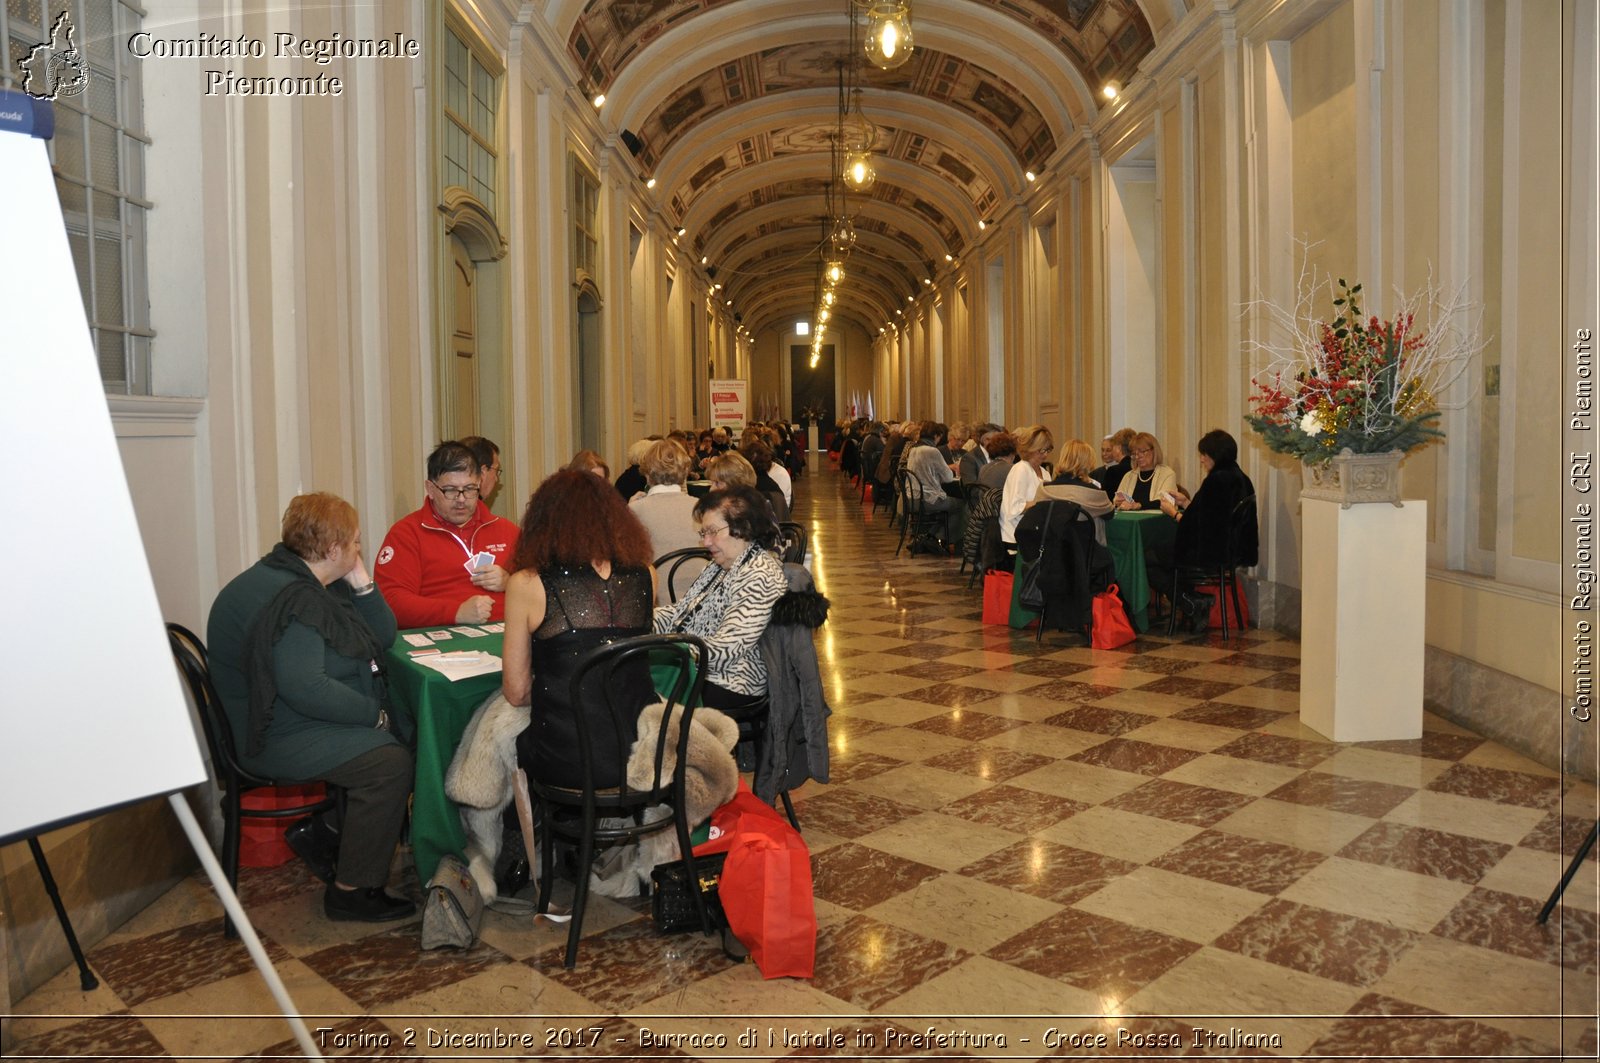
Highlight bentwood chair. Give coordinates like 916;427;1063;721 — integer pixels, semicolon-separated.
777;521;807;565
166;623;337;938
1167;493;1258;641
652;547;711;605
529;634;714;967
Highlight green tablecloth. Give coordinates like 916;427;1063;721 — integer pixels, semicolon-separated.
385;629;505;883
1104;511;1177;632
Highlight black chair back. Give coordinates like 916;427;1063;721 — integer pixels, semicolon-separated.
531;633;715;965
652;546;711;604
777;521;807;565
1227;492;1259;568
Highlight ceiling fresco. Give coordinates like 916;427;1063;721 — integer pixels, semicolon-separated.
568;0;1153;98
634;44;1054;176
667;122;999;223
563;0;1158;332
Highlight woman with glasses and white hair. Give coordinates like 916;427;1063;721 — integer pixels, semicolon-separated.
1113;432;1179;512
653;486;786;712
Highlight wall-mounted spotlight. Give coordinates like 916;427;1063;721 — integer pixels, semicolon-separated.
1025;170;1037;182
701;255;708;265
592;93;606;108
944;253;953;262
646;178;657;189
978;220;987;230
1102;79;1121;100
922;277;932;285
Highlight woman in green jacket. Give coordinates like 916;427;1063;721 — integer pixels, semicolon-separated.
207;492;414;922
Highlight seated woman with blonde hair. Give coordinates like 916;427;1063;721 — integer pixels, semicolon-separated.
1000;425;1054;545
566;449;611;480
1114;432;1178;512
702;450;758;491
1036;439;1115;541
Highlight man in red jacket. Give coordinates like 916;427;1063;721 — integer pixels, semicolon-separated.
375;441;519;628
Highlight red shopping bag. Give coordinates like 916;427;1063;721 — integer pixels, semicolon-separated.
981;570;1013;626
238;783;326;867
1090;584;1137;649
695;783;816;979
1191;586;1250;629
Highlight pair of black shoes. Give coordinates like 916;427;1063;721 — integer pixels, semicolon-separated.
284;815;340;884
323;884;416;922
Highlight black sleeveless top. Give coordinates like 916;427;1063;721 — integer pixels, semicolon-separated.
515;564;654;789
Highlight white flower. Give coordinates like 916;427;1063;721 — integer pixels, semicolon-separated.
1299;409;1323;436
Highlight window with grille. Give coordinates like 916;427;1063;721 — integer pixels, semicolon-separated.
571;158;599;278
443;24;496;214
3;0;152;394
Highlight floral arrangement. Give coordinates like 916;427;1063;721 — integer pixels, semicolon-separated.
1246;249;1484;464
798;403;828;422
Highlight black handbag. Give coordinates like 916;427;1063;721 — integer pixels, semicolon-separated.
649;851;727;932
1016;505;1055;610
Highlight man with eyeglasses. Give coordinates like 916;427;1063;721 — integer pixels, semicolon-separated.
374;441;519;628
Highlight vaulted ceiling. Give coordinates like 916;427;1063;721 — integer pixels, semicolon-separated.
556;0;1169;337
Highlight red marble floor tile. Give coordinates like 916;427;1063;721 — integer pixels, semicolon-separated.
1010;657;1095;678
897;681;1003;708
1170;702;1287;730
909;709;1030;740
1136;675;1247;700
895;642;972;660
810;913;970;1010
824;749;908;784
1425;762;1563;809
1067;738;1204;777
1040;705;1159;736
532;916;733;1011
962;838;1139;905
938;784;1092;833
784;787;924;839
1337;822;1512;885
1357;731;1486;761
921;744;1056;782
1305;992;1560;1059
1518;810;1600;860
888;660;985;682
1213;898;1421;987
1019;678;1129;705
300;922;510;1009
88;920;296;1007
6;1013;168;1062
987;908;1200;999
1149;829;1328;895
1103;779;1259;827
1109;654;1203;677
1212;732;1335;770
1430;886;1599;973
1250;670;1302;691
812;842;945;911
1210;650;1300;672
1264;771;1417;818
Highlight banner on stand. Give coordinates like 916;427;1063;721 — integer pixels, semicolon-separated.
710;379;747;431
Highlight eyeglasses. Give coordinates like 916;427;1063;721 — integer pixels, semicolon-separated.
697;524;729;540
1132;448;1154;456
430;480;481;500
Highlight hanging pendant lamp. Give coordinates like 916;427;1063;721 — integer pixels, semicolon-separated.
863;0;913;70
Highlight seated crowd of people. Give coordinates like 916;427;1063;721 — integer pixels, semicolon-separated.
205;423;814;923
830;416;1258;633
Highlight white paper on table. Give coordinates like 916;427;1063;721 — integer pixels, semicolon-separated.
449;626;489;637
411;652;502;681
482;622;505;633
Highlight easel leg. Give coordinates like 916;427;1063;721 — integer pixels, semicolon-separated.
166;794;324;1061
25;837;96;991
1538;819;1599;924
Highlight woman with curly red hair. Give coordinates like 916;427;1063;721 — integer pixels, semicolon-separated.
502;470;658;788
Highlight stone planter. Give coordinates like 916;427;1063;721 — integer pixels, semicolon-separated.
1300;448;1405;507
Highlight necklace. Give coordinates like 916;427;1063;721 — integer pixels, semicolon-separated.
1137;469;1154;483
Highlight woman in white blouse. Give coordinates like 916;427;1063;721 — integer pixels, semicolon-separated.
1000;425;1054;546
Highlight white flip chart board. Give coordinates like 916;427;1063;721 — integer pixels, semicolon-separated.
0;98;207;844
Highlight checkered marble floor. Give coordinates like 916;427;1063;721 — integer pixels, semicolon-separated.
8;465;1598;1060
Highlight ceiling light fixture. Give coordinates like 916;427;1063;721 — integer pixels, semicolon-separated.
1025;170;1036;182
944;253;953;261
1102;79;1121;100
978;220;987;230
842;88;876;191
676;227;686;237
592;93;605;108
646;177;657;189
862;0;913;71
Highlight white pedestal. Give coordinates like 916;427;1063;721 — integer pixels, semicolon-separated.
1299;498;1427;742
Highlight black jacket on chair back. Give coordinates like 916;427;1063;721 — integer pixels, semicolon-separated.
1175;462;1258;569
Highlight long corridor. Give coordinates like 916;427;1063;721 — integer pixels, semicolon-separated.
7;463;1597;1060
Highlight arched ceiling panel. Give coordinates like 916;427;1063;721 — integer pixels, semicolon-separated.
631;44;1053;176
565;0;1152;113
